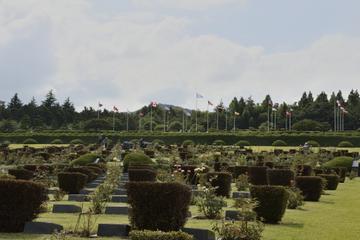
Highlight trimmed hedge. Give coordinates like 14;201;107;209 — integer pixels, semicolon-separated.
272;140;287;146
295;176;323;201
58;172;88;194
129;169;157;182
250;185;289;223
323;156;354;170
207;172;232;198
123;152;153;172
235;140;251;147
296;165;313;176
213;139;226;146
8;169;34;180
267;169;294;186
318;174;339;190
0;180;47;232
66;167;98;182
50;139;63;144
338;141;354;147
23;138;38;144
130;230;193;240
127;182;191;231
70;139;85;144
70;153;100;166
248;166;268;185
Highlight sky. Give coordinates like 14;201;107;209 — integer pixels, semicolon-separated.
1;0;360;111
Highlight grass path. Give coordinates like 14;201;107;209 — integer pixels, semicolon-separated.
1;179;359;239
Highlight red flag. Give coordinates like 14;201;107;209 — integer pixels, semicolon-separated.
151;101;157;108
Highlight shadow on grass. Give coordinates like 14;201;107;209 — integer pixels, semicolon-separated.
279;222;304;229
319;200;335;204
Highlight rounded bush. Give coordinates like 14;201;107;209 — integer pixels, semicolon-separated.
213;140;226;146
338;141;354;148
0;180;47;232
123;152;153;172
250;185;289;223
129;169;157;182
70;139;85;145
130;230;193;240
51;139;63;144
295;176;323;201
182;140;195;147
248;166;268;185
127;182;191;231
323;156;353;170
267;169;295;186
318;174;339;190
58;172;88;194
71;153;100;166
207;172;232;198
23;138;38;144
8;169;34;180
235;140;251;147
307;140;320;147
272;140;287;146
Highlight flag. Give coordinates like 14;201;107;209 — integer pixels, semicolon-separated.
336;100;342;107
162;105;170;111
184;109;191;117
286;111;291;116
139;112;144;117
234;111;240;116
196;93;204;99
98;102;103;108
151;101;157;108
272;108;278;112
208;100;213;106
113;106;119;112
268;99;273;106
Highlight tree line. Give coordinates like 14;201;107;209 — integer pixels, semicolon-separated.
0;90;359;132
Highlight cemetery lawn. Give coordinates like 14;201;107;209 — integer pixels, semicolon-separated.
1;178;359;240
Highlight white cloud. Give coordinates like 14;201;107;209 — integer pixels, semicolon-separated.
0;0;359;111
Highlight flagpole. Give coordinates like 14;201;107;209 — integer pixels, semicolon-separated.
126;111;129;131
289;112;292;131
274;111;276;131
267;104;270;132
150;105;153;132
139;115;141;131
113;111;115;132
233;114;236;133
334;101;336;132
285;113;287;131
164;109;166;132
206;104;209;133
225;109;228;131
195;96;198;132
216;108;219;131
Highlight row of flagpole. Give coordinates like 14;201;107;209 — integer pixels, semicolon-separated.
97;95;349;133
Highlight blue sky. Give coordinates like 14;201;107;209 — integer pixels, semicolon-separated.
0;0;359;111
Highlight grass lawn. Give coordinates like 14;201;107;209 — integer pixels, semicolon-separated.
8;144;69;150
1;178;360;239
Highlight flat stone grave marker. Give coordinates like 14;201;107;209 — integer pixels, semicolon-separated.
113;188;127;195
232;191;251;199
105;206;129;215
86;183;100;188
97;224;131;237
68;194;89;202
23;222;63;234
79;189;94;195
225;210;240;220
182;228;215;240
53;204;81;213
111;195;128;203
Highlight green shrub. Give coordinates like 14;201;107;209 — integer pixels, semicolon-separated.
127;182;191;231
66;167;98;182
182;140;195;147
248;166;268;185
51;139;63;144
235;140;251;147
207;172;232;198
213;140;226;146
152;139;165;146
70;139;85;144
307;140;320;147
286;187;304;209
130;230;193;240
129;169;157;182
250;185;289;223
23;138;38;144
323;156;353;170
338;141;354;147
267;169;294;186
295;176;323;201
0;180;47;232
8;169;34;180
272;140;287;146
318;174;339;190
236;174;249;191
58;172;88;194
71;153;100;166
213;219;263;240
123;152;153;172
